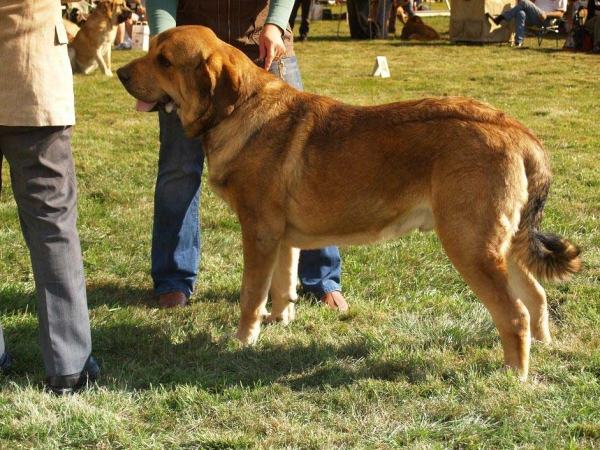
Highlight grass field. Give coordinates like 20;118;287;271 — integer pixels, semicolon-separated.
0;17;599;449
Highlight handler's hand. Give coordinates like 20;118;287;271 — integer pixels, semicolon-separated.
538;12;547;21
259;23;286;70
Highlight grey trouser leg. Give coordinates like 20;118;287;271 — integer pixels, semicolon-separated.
0;126;92;376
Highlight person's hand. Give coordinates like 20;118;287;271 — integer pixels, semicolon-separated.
259;23;286;70
538;12;547;21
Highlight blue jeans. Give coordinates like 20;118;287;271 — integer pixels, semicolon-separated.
151;56;342;298
503;0;556;44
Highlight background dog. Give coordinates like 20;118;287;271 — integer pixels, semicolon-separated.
117;26;581;380
400;16;441;41
68;0;131;76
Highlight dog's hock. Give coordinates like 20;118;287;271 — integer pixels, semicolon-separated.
372;56;391;78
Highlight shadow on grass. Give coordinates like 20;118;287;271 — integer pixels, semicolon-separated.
1;282;500;392
94;323;377;392
306;35;453;46
94;320;500;392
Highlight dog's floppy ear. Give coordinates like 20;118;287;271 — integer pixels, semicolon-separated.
197;55;240;120
213;62;240;118
183;55;240;136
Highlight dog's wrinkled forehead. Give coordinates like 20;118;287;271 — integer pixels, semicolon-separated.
154;26;219;64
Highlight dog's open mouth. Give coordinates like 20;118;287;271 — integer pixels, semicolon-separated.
135;96;178;114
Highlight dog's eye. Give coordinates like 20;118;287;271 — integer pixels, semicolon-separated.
157;54;172;68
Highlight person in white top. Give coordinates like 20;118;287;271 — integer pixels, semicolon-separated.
486;0;568;47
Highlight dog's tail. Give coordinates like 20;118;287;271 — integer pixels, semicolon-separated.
510;142;582;282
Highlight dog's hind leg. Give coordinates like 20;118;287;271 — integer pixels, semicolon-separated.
441;236;531;379
435;213;531;379
265;245;300;326
507;258;551;343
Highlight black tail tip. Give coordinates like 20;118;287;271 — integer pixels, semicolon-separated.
535;232;583;281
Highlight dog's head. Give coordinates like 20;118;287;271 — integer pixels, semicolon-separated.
118;26;262;137
94;0;131;25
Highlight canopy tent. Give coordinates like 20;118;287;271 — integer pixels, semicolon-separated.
450;0;515;43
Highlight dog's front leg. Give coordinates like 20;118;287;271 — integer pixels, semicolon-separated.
235;225;282;345
264;245;300;325
95;48;113;76
105;46;112;74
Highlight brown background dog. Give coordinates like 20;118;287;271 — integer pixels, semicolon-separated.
401;16;442;41
118;26;581;380
68;0;131;76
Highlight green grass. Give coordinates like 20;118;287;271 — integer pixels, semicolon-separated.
1;17;599;449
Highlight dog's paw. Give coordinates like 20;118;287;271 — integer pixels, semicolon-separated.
234;323;261;345
257;307;270;321
263;302;295;325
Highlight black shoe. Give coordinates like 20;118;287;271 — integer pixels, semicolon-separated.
0;352;12;373
485;12;505;26
45;356;100;396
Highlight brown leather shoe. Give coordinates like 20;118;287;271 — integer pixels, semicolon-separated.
321;291;348;312
158;291;188;308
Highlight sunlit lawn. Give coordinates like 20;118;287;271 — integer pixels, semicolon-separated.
0;16;598;449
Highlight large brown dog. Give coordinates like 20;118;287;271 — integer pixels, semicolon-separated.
69;0;131;76
117;26;582;380
400;16;441;41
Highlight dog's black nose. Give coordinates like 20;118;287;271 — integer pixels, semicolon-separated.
116;67;130;84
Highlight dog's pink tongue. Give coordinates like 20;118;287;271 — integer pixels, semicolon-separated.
135;100;157;112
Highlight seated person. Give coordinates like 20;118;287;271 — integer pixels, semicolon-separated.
487;0;568;47
114;0;146;49
584;0;600;52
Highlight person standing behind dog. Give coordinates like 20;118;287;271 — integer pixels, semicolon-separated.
0;0;99;395
288;0;314;42
145;0;348;311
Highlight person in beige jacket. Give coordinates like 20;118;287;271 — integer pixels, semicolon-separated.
0;0;99;395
